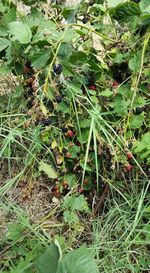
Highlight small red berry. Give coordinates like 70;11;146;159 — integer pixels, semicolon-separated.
62;181;68;189
83;179;88;185
53;189;60;197
112;80;119;87
127;153;133;160
89;84;96;90
67;130;74;138
125;164;133;172
53;185;59;191
66;153;71;158
79;187;84;193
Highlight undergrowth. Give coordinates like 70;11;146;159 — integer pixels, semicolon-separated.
0;0;150;272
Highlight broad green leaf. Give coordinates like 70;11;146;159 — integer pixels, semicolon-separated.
69;145;80;158
67;83;82;95
140;0;150;14
140;14;150;25
113;52;129;63
0;19;8;36
23;10;43;29
57;101;70;114
8;21;32;44
80;119;91;128
4;7;16;24
134;133;150;152
0;3;7;12
107;0;126;8
130;113;145;129
63;210;79;224
39;161;57;179
0;64;11;75
113;3;140;24
58;43;73;61
63;29;76;43
62;194;89;212
63;174;77;188
29;49;51;69
57;246;99;273
129;52;142;72
100;89;113;97
91;96;98;103
0;37;10;52
35;243;60;273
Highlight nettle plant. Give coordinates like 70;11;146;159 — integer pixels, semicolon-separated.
0;0;150;199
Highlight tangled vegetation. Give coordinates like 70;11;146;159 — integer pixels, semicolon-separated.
0;0;150;272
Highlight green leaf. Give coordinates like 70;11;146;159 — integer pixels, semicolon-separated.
35;243;60;273
113;52;129;63
130;113;145;129
0;37;10;52
113;3;140;24
57;246;99;273
62;194;89;212
63;174;77;188
80;119;91;128
100;89;113;97
140;0;150;14
107;0;126;8
0;3;7;12
57;101;70;114
134;133;150;152
63;210;79;224
63;29;76;43
58;43;73;61
39;161;57;179
29;49;51;69
0;20;8;36
8;21;32;44
67;83;82;95
129;52;142;73
140;14;150;25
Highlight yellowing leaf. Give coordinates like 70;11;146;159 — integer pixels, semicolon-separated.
51;140;57;150
40;101;48;117
56;155;63;165
39;161;57;179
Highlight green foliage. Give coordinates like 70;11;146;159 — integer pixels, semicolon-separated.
140;0;150;14
8;21;32;44
113;2;140;24
0;37;10;51
106;0;126;8
128;51;142;72
133;132;150;163
39;161;57;179
35;243;60;273
35;244;99;273
62;194;90;225
0;0;150;272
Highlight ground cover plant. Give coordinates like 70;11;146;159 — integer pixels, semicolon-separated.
0;0;150;272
